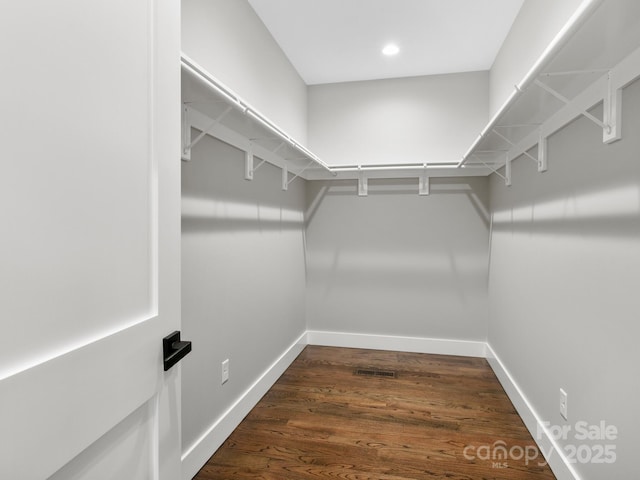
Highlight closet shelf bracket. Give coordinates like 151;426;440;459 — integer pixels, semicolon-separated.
181;104;191;161
281;165;289;191
533;79;611;134
244;145;254;180
244;145;269;181
254;159;267;172
492;129;538;164
182;105;232;160
285;160;316;189
472;154;508;184
603;71;623;144
538;133;548;173
272;141;286;155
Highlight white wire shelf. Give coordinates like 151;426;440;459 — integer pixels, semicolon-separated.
181;54;493;190
460;0;640;185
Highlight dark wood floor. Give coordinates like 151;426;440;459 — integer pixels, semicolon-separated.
194;346;555;480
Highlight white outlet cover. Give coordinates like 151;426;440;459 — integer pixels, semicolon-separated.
221;359;229;384
560;388;568;420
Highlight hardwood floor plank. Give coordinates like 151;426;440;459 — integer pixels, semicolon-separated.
193;346;555;480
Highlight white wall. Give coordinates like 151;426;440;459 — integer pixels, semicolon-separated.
308;72;488;166
182;0;308;143
305;177;490;342
488;79;640;479
181;133;307;455
489;0;583;116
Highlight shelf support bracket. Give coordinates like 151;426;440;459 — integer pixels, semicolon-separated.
181;105;191;161
183;105;233;159
244;143;266;181
253;159;266;173
244;144;254;180
492;129;538;164
419;165;430;196
538;132;548;173
286;160;315;188
505;156;512;187
281;165;289;191
473;155;508;183
603;71;622;144
358;167;368;197
272;141;286;154
534;79;610;134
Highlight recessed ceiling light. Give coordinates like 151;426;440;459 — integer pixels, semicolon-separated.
382;44;400;56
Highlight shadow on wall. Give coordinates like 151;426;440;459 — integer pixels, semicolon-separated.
182;196;305;233
182;129;306;233
491;182;640;240
305;177;491;230
303;176;491;339
490;95;640;240
305;247;488;293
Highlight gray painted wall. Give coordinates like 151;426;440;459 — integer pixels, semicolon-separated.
181;133;307;452
305;178;491;341
308;72;488;166
488;78;640;478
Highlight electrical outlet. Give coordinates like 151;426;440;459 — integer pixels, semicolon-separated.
559;388;568;420
221;359;229;384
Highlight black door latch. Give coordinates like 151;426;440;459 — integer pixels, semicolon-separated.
163;331;192;371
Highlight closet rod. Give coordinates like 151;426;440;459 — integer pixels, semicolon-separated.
332;163;460;172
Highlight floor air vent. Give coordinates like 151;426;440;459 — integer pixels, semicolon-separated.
354;368;397;378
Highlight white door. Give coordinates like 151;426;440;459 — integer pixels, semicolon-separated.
0;1;182;479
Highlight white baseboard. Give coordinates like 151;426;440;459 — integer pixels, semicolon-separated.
180;331;307;480
485;344;581;480
306;330;487;358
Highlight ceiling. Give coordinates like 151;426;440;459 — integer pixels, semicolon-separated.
248;0;525;85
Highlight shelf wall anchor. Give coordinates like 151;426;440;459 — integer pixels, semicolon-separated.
358;167;368;197
603;71;622;144
538;132;548;173
243;142;269;182
419;166;430;196
244;143;254;180
282;164;289;191
181;104;191;161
